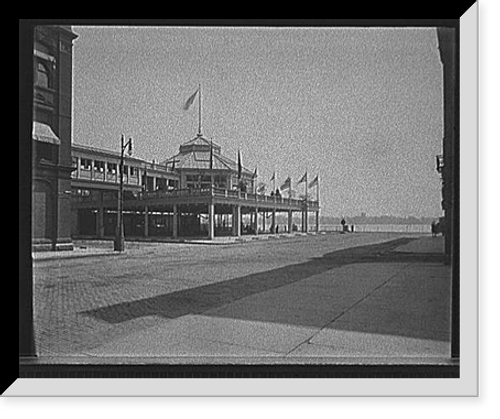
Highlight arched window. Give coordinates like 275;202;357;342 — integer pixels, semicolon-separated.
36;62;50;88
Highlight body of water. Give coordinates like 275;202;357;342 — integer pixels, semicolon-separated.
319;224;431;234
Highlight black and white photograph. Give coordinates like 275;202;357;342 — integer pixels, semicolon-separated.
15;15;480;398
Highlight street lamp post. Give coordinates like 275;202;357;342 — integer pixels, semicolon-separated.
114;134;133;252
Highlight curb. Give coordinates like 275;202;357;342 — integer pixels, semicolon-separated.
33;251;122;262
33;233;330;260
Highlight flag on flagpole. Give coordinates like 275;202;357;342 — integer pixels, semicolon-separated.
280;176;291;190
297;171;307;184
270;172;275;182
308;175;319;189
257;182;266;194
183;88;199;110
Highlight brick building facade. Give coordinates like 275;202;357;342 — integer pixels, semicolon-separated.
32;25;78;251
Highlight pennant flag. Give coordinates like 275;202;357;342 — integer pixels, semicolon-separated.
280;176;291;190
308;175;319;188
257;182;266;194
297;171;307;184
183;88;199;110
237;150;242;179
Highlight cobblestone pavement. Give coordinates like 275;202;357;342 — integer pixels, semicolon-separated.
32;232;428;357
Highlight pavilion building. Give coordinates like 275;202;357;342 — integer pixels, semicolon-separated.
71;132;320;240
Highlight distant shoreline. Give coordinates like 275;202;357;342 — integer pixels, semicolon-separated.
265;223;432;234
319;224;431;234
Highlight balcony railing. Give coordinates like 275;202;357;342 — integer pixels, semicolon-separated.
72;186;319;208
73;168;140;184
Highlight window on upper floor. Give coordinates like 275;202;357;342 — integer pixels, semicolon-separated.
94;160;105;172
80;158;92;170
34;108;53;126
168;179;179;189
36;62;51;89
213;175;227;189
156;178;167;190
35;141;57;164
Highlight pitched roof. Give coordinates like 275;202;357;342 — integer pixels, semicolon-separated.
162;135;253;175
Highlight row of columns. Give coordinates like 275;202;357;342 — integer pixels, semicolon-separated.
204;205;319;238
94;203;319;239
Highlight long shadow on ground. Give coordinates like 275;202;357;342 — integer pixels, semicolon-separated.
82;237;444;328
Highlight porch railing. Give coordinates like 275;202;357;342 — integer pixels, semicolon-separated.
73;186;319;208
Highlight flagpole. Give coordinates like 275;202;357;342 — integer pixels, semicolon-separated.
316;176;320;233
305;171;308;233
210;139;213;170
198;83;202;136
317;176;320;203
305;171;308;202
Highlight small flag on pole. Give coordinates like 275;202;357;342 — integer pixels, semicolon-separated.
183;88;199;110
280;176;291;190
270;172;275;182
308;175;319;189
297;171;307;184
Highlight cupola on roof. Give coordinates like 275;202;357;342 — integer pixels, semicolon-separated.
179;134;221;154
162;134;253;176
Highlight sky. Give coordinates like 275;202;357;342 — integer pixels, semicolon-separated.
72;25;444;218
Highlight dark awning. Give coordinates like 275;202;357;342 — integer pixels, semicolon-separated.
32;121;60;145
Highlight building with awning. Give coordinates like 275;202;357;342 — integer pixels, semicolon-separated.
32;25;78;251
32;121;60;145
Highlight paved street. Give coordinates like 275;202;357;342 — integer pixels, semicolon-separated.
32;232;450;362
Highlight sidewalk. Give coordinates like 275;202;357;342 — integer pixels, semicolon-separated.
393;235;444;254
32;232;324;261
81;236;451;362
